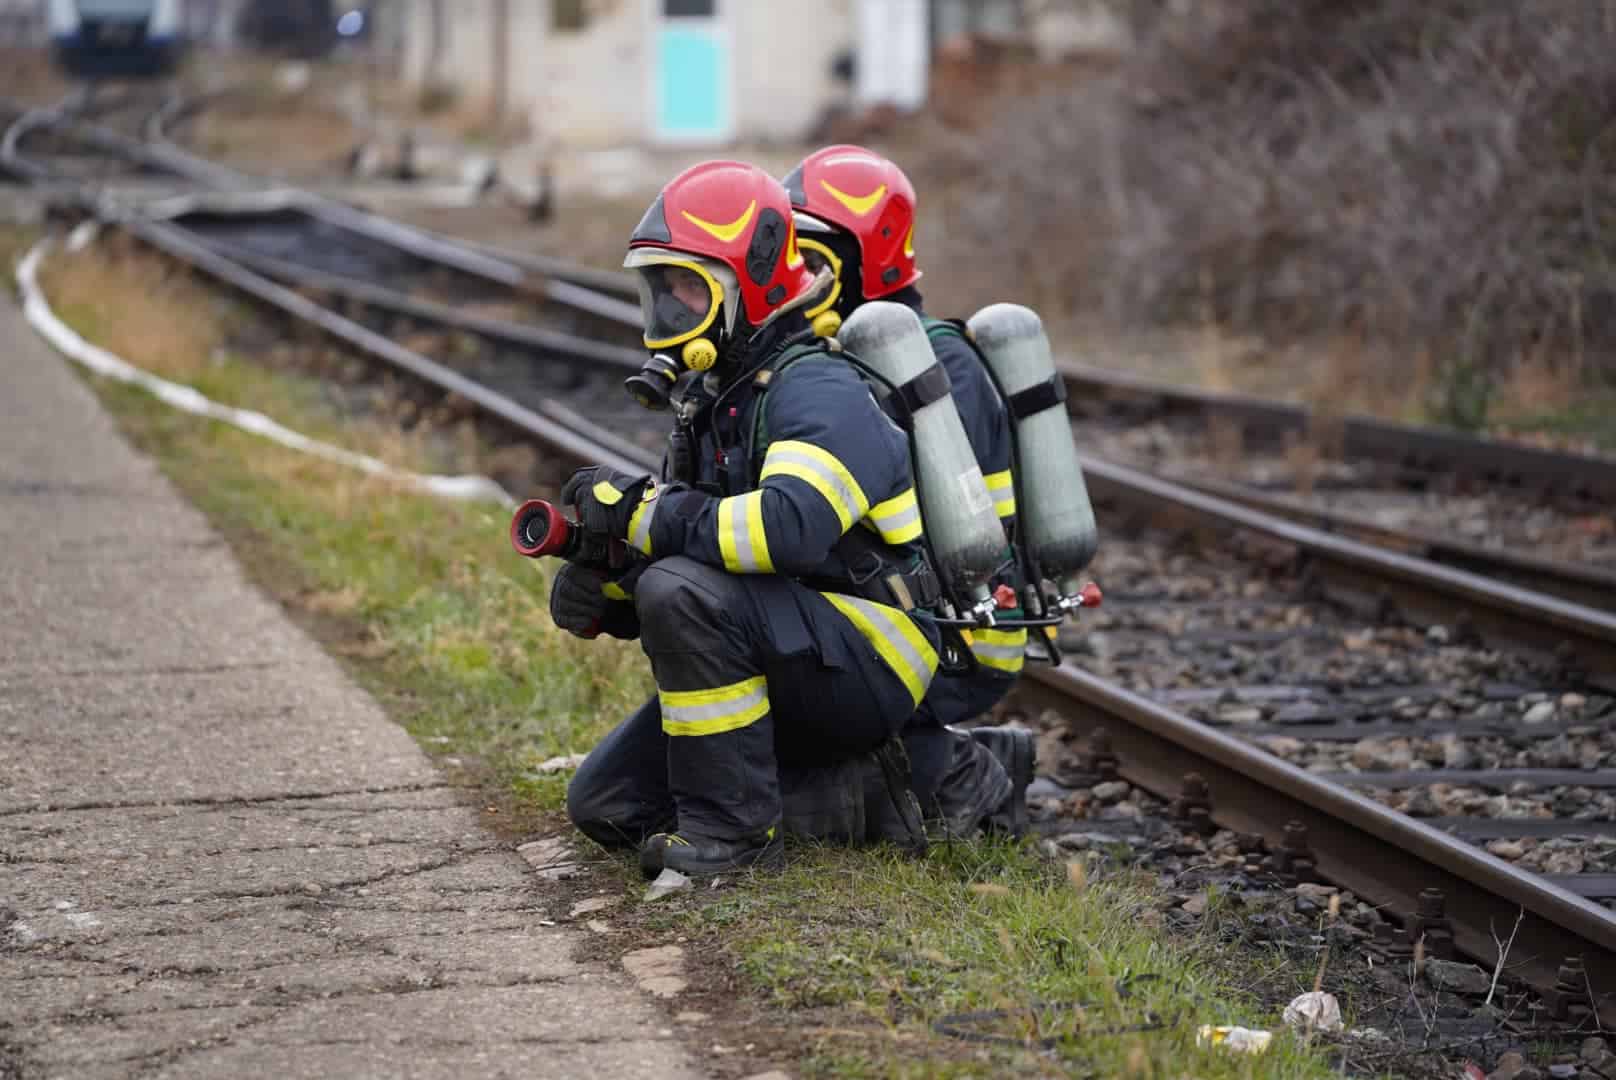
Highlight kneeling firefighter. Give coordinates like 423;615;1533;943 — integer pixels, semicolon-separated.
781;145;1100;836
543;160;995;877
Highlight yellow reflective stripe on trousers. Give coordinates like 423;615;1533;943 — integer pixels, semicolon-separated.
660;675;770;736
867;487;922;544
717;491;773;572
760;440;869;532
985;469;1016;519
970;626;1027;673
626;488;657;556
821;593;938;706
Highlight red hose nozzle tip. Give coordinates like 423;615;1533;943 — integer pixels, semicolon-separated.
1079;582;1103;608
511;499;569;558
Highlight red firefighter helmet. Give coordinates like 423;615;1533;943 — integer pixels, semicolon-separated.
782;145;921;301
624;161;815;369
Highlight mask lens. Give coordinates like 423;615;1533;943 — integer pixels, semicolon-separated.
636;263;716;347
801;247;829;274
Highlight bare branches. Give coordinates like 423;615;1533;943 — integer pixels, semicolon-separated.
956;0;1616;383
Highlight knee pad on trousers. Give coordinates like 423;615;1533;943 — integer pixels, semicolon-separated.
566;763;672;850
633;557;733;651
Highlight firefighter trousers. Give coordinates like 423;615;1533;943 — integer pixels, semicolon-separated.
567;556;940;846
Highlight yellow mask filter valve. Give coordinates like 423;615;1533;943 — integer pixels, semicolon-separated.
682;337;718;371
812;310;842;338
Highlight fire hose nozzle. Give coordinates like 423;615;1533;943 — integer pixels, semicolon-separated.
510;499;574;559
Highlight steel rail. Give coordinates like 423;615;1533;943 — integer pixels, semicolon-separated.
20;107;644;323
142;89;642;304
1079;456;1616;693
167;229;644;371
1010;665;1616;1015
126;114;646;314
129;218;648;477
1160;470;1616;612
1063;362;1616;502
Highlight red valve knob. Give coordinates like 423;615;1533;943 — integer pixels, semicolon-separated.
993;584;1018;610
1079;582;1103;608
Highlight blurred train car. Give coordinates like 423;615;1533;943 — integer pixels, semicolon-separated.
47;0;184;77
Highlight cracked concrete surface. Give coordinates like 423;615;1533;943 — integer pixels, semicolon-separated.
0;299;703;1078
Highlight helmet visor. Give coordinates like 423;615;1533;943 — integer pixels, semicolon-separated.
631;260;722;350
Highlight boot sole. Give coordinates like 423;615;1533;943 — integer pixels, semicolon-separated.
661;839;785;879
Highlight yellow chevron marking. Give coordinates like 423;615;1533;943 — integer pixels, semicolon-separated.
819;179;886;218
680;200;756;243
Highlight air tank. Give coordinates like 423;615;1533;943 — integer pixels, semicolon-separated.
965;304;1098;597
837;301;1007;613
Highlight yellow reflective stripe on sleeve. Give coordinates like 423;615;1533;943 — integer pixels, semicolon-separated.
626;487;656;556
717;491;773;573
867;487;923;544
660;675;770;736
970;626;1027;674
760;440;869;533
821;593;938;706
601;581;629;601
985;469;1016;519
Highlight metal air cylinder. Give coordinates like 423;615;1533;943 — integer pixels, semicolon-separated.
965;303;1098;596
837;301;1007;612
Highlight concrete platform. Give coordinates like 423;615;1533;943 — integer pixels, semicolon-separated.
0;294;703;1079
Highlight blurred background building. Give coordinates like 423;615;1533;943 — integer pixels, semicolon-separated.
395;0;1042;149
11;2;1128;149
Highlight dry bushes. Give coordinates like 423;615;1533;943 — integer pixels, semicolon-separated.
952;0;1616;423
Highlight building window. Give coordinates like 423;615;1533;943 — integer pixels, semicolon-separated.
554;0;588;31
663;0;716;16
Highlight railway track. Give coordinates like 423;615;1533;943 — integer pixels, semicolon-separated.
11;99;1616;1030
1064;367;1616;610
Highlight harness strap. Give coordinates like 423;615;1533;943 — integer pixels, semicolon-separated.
1007;375;1067;419
889;361;952;427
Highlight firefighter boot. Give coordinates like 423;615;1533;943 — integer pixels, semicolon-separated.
639;828;785;880
969;725;1036;838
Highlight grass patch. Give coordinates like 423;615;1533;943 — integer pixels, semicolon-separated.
646;843;1342;1078
28;229;1345;1077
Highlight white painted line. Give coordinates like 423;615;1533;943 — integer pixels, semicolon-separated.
18;232;515;509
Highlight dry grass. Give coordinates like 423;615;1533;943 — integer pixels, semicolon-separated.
186;96;362;177
39;231;226;383
897;0;1616;437
37;231;490;484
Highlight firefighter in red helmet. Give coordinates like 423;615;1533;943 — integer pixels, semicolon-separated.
554;161;943;877
784;145;1037;838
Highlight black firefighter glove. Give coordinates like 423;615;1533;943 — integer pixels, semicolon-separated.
560;466;654;543
549;563;640;641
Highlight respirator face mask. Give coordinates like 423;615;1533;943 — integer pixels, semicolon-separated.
791;212;857;337
622;252;735;411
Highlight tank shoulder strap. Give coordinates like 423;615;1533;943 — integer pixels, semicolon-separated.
747;340;836;484
921;315;970;343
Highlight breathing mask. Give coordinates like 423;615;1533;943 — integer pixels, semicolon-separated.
623;252;732;411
